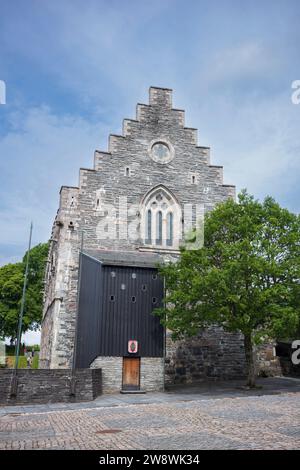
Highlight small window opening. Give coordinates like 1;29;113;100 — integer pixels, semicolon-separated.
125;167;130;177
132;273;137;279
191;174;196;184
110;295;115;302
111;271;116;278
121;283;126;290
152;297;157;304
142;284;147;292
131;296;136;303
152;273;157;280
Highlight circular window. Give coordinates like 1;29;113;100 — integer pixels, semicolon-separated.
152;142;170;160
149;139;174;164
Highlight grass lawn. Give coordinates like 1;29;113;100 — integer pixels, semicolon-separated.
5;355;39;369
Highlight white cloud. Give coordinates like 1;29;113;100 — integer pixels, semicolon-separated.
1;1;173;107
190;91;300;212
207;42;280;83
4;329;40;346
0;105;111;263
22;329;41;346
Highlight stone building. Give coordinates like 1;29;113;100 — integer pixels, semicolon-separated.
40;86;249;393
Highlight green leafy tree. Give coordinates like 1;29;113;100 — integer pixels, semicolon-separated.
0;243;49;341
0;263;24;341
156;191;300;387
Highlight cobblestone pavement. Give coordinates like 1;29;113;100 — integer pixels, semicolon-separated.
0;383;300;450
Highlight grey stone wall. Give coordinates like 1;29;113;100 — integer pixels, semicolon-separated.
0;369;102;405
256;342;282;377
165;327;247;385
90;357;123;394
140;357;164;391
40;187;81;369
165;331;295;386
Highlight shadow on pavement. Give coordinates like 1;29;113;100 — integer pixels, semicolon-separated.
165;376;300;398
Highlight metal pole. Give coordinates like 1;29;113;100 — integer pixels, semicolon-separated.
10;222;33;397
163;274;166;393
70;230;84;396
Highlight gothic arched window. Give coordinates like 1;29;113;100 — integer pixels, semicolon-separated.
141;186;181;249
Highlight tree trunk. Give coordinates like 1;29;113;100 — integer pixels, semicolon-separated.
244;333;256;388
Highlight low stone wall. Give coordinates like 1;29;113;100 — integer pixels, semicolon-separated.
165;331;300;385
0;369;102;405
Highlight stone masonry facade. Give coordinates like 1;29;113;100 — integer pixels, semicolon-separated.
40;86;253;392
90;357;164;394
165;328;247;385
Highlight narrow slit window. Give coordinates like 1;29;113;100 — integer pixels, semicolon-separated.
191;174;196;184
166;212;173;246
110;295;115;302
142;284;147;292
146;209;152;244
156;211;162;245
131;296;136;303
152;297;157;304
125;167;130;176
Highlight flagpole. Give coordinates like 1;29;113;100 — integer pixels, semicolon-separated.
10;222;33;397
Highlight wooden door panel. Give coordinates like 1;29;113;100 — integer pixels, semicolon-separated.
122;357;140;390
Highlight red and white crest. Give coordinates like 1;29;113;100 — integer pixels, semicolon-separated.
128;340;138;354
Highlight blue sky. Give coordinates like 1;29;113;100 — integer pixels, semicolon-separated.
0;0;300;268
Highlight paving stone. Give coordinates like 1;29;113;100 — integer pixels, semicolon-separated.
0;389;299;450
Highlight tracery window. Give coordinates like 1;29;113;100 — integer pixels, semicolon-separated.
141;186;181;249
